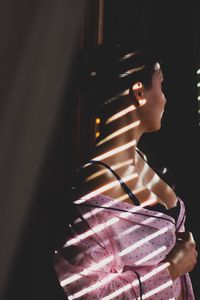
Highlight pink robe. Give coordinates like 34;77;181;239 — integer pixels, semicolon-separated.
55;195;195;299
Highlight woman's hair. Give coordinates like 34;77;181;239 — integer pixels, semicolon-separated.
78;42;161;115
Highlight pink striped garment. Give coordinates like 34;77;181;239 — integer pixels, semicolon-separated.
55;195;195;299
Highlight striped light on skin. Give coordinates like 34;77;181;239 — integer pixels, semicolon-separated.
145;173;160;190
116;189;158;208
106;99;146;125
106;105;136;124
116;186;146;202
74;171;138;203
85;159;134;181
92;139;136;162
96;120;140;146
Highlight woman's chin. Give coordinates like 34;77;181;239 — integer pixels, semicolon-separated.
146;123;161;133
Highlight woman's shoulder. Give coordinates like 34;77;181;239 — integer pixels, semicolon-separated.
75;161;115;199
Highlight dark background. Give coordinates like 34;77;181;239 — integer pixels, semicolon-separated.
1;1;200;299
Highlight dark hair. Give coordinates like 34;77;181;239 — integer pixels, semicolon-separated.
78;42;161;115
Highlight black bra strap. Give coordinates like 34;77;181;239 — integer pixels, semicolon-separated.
136;148;147;161
84;159;141;206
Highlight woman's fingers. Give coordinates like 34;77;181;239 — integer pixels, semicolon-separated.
176;231;196;245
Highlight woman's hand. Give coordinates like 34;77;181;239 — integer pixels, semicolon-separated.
165;231;198;281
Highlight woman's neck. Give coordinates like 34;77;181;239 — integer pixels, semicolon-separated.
91;105;143;167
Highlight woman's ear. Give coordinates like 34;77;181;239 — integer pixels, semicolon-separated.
132;82;144;101
131;81;146;106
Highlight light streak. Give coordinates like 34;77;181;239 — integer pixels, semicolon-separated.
116;186;148;201
119;227;168;257
118;50;140;62
106;105;136;124
137;161;149;178
71;214;166;265
116;189;158;207
135;246;167;265
92;140;136;161
67;199;163;246
142;281;174;299
141;262;170;281
145;174;160;190
103;89;130;106
96;121;140;146
61;224;169;287
60;255;114;287
119;66;145;78
67;198;158;247
68;273;118;299
65;217;119;247
101;263;171;300
75;172;138;203
67;262;172;300
72;209;165;263
101;282;135;300
85;159;134;181
75;192;162;223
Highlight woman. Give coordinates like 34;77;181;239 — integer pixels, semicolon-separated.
54;44;197;299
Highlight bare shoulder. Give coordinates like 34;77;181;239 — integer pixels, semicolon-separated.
136;150;178;209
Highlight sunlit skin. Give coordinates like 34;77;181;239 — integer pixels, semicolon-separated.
85;159;134;181
81;64;177;209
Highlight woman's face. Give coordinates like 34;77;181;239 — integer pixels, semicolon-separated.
140;64;166;132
